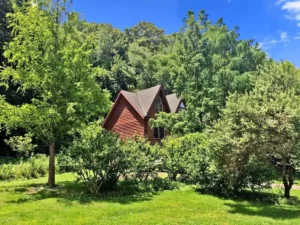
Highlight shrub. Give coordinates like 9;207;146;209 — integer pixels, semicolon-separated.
0;164;14;180
28;154;49;178
0;154;49;180
159;133;211;183
121;137;160;182
59;123;131;195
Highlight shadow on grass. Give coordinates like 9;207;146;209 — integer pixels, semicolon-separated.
225;202;300;220
5;180;159;206
196;187;300;220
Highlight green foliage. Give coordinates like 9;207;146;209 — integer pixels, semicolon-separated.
211;61;300;197
122;137;160;182
159;133;211;183
150;112;190;135
0;154;49;180
124;22;167;52
0;4;110;143
5;133;37;157
0;1;111;185
59;127;170;195
1;0;298;202
59;122;129;194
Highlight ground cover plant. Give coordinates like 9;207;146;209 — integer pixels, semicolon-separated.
0;154;49;180
0;173;300;225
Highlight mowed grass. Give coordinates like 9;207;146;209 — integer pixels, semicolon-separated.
0;174;300;225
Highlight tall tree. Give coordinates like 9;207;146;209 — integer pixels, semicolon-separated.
172;11;266;131
124;22;167;52
0;0;12;64
212;61;300;198
0;1;110;186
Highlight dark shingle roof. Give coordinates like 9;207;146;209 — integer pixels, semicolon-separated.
121;85;162;117
121;90;145;117
166;94;181;113
137;85;162;116
120;85;180;118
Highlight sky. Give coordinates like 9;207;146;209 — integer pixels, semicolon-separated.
73;0;300;67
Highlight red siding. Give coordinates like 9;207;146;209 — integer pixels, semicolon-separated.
104;96;144;139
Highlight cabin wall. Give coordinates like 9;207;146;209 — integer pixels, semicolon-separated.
146;91;170;143
104;96;144;139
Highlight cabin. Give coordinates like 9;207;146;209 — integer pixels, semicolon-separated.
103;85;182;142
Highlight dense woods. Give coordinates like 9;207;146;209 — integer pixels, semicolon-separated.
0;0;299;199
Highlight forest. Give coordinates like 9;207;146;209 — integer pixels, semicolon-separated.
0;0;300;211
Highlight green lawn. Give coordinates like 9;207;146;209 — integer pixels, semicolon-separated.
0;174;300;225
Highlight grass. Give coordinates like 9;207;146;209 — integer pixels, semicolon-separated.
0;173;300;225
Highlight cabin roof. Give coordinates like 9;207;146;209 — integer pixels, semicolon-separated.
122;85;181;116
166;94;181;113
103;85;181;128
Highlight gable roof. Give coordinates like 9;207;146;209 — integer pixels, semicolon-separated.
103;85;178;128
121;84;169;117
121;90;145;117
166;94;181;113
137;85;162;116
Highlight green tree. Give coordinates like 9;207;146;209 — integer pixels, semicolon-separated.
124;22;166;52
165;11;266;132
0;1;110;186
212;61;300;198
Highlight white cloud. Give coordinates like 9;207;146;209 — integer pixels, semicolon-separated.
280;1;300;24
259;38;278;50
282;1;300;12
259;32;290;50
281;31;288;41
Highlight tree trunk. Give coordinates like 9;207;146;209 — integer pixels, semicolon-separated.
284;186;291;199
48;142;55;187
282;163;293;199
169;172;177;181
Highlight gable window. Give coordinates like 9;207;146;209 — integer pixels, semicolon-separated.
154;127;165;139
179;102;185;111
155;97;163;112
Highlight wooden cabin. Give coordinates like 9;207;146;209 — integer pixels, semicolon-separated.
103;85;182;142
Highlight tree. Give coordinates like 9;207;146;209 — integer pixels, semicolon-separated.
0;1;110;186
162;11;266;132
212;61;300;198
124;22;167;52
0;0;34;157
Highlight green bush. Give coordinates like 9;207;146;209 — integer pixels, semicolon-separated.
59;123;130;195
159;133;211;183
0;154;49;181
121;137;160;182
58;123;175;195
0;164;14;180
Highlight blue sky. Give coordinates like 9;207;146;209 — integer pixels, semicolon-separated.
73;0;300;67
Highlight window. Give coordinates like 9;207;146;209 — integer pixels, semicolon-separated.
179;102;185;111
155;97;163;112
154;127;165;139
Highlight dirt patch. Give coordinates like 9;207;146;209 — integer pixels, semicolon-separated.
272;184;300;190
